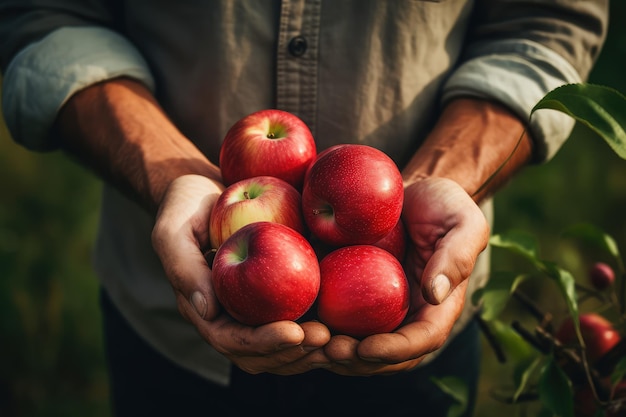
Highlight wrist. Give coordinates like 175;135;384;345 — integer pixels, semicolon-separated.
401;98;533;201
55;77;221;213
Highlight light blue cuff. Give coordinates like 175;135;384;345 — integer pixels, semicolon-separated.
442;39;581;162
2;26;155;151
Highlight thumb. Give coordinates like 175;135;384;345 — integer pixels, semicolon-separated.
421;209;489;305
158;237;218;321
151;175;223;321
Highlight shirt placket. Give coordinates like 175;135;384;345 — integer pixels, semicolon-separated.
276;0;321;136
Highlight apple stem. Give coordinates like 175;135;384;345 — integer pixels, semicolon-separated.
243;191;250;200
267;132;275;139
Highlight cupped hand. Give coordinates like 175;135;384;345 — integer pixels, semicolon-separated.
151;174;331;375
321;177;489;375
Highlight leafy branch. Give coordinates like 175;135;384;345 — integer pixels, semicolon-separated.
451;82;626;417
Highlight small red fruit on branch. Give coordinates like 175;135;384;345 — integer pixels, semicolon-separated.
555;313;621;364
589;262;616;291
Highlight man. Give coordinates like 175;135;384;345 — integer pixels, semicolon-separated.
0;1;608;415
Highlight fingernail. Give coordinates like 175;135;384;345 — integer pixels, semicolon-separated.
431;274;451;304
190;291;207;318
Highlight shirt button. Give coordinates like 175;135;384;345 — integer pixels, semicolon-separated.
288;36;308;57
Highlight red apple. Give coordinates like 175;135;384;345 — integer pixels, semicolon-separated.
372;218;407;262
211;221;320;326
589;262;615;290
302;144;347;180
209;175;305;249
219;109;316;190
309;218;407;263
317;245;410;338
301;144;404;246
556;313;621;363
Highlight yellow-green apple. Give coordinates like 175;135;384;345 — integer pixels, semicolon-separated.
589;262;615;290
301;144;404;246
556;313;621;363
209;175;305;249
317;245;410;338
219;109;316;190
211;221;320;326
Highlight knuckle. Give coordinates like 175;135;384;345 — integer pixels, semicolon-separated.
455;251;476;280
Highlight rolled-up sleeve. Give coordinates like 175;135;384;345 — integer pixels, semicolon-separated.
442;0;609;162
2;26;154;151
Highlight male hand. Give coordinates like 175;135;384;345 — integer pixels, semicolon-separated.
321;177;489;375
151;174;332;375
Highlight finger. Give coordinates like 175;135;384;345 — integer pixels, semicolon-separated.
323;335;423;376
152;175;222;319
191;318;317;375
299;320;333;348
261;321;332;374
323;334;359;363
164;244;216;319
195;315;307;355
264;347;332;375
356;280;468;363
421;208;489;305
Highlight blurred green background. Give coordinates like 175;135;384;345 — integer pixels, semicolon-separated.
1;3;626;416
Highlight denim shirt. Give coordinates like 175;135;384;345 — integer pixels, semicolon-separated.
0;0;608;385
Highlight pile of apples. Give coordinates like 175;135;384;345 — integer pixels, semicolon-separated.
209;109;411;338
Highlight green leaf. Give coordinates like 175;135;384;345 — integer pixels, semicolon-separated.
562;223;624;271
491;320;536;363
445;403;466;417
489;230;540;264
538;355;574;417
490;230;582;343
531;83;626;160
472;271;528;320
513;355;544;403
430;376;468;417
537;260;582;344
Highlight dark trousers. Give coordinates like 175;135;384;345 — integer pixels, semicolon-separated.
101;289;481;417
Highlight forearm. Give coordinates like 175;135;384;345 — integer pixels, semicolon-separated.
402;98;533;203
54;77;222;213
